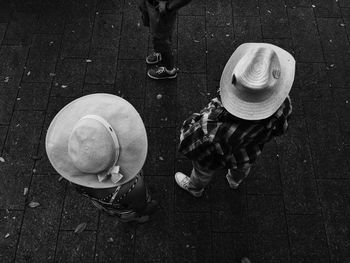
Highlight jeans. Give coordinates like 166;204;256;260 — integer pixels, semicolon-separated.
139;0;176;69
188;161;251;191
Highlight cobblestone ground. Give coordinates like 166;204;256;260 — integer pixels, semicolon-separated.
0;0;350;262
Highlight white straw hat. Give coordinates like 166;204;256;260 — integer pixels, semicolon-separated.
220;43;295;120
45;93;147;188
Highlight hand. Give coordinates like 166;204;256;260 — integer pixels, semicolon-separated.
157;1;168;15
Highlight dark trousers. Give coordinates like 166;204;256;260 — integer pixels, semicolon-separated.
139;0;176;69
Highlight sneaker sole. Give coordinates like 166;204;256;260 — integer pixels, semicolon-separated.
147;71;177;80
174;174;203;197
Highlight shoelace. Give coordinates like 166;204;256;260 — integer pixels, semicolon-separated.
156;67;165;74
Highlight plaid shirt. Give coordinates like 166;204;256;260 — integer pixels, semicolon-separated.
178;96;292;170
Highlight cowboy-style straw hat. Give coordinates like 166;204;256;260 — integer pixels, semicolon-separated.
220;43;295;120
45;93;147;188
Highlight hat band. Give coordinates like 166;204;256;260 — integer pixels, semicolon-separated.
80;115;120;165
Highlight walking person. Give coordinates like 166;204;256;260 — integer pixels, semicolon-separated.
139;0;192;79
175;43;295;196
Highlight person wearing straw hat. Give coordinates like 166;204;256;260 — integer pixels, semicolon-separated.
46;93;157;223
175;43;295;197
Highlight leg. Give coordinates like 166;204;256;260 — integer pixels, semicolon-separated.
175;161;216;197
226;165;251;189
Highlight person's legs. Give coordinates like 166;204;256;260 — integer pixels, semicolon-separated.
175;161;216;197
226;165;251;189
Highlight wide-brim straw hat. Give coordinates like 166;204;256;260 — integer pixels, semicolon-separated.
220;43;295;120
45;93;147;188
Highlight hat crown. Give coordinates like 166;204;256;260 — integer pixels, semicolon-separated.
68;117;118;174
233;47;281;100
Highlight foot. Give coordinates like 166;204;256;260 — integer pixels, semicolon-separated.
118;212;150;223
226;173;240;189
147;66;177;80
174;172;204;197
146;52;162;65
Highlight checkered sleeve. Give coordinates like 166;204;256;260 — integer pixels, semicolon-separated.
272;96;292;136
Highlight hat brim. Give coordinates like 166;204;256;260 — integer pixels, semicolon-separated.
45;93;148;188
220;43;295;120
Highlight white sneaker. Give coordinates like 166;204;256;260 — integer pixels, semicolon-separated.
175;172;204;197
226;173;240;189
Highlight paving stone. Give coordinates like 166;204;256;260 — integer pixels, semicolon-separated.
287;214;329;263
178;16;206;73
2;11;36;46
211;180;248;232
174;159;211;212
288;87;304;116
212;233;251;263
303;90;350;178
288;7;323;62
4;111;44;163
97;0;124;14
247;141;282;195
16;208;61;262
0;0;12;23
247;195;290;262
95;213;135;262
64;0;96;20
318;18;350;54
55;231;96;263
0;125;8;150
83;83;116;95
342;8;350;36
135;176;174;262
144;78;177;127
233;16;262;46
294;62;328;89
318;179;350;263
52;58;86;97
262;38;295;57
0;210;23;263
115;60;146;99
206;0;232;27
177;73;207;124
232;0;259;17
28;174;66;210
143;127;175;175
0;45;28;124
23;34;60;83
60;185;99;231
16;83;50;110
36;1;66;34
276;118;321;214
119;2;149;60
250;232;290;263
90;13;122;57
0;158;31;209
259;0;290;38
178;0;206;16
173;212;211;263
206;27;235;95
313;0;341;17
285;0;311;6
324;51;350;87
340;0;350;7
85;56;117;84
0;23;6;43
333;89;350;133
61;17;94;58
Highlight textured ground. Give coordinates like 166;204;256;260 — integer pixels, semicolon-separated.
0;0;350;262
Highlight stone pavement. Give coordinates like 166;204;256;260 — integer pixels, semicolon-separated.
0;0;350;262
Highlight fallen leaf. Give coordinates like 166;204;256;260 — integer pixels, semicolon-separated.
0;157;5;162
17;98;21;101
28;201;40;208
58;176;64;181
156;94;162;99
61;85;68;88
23;187;28;196
4;233;10;239
27;71;31;76
86;59;92;63
193;39;200;43
49;73;56;77
4;76;9;82
159;156;164;161
74;222;87;234
107;237;114;243
340;23;345;27
312;4;316;7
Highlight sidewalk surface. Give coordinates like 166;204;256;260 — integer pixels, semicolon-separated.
0;0;350;262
